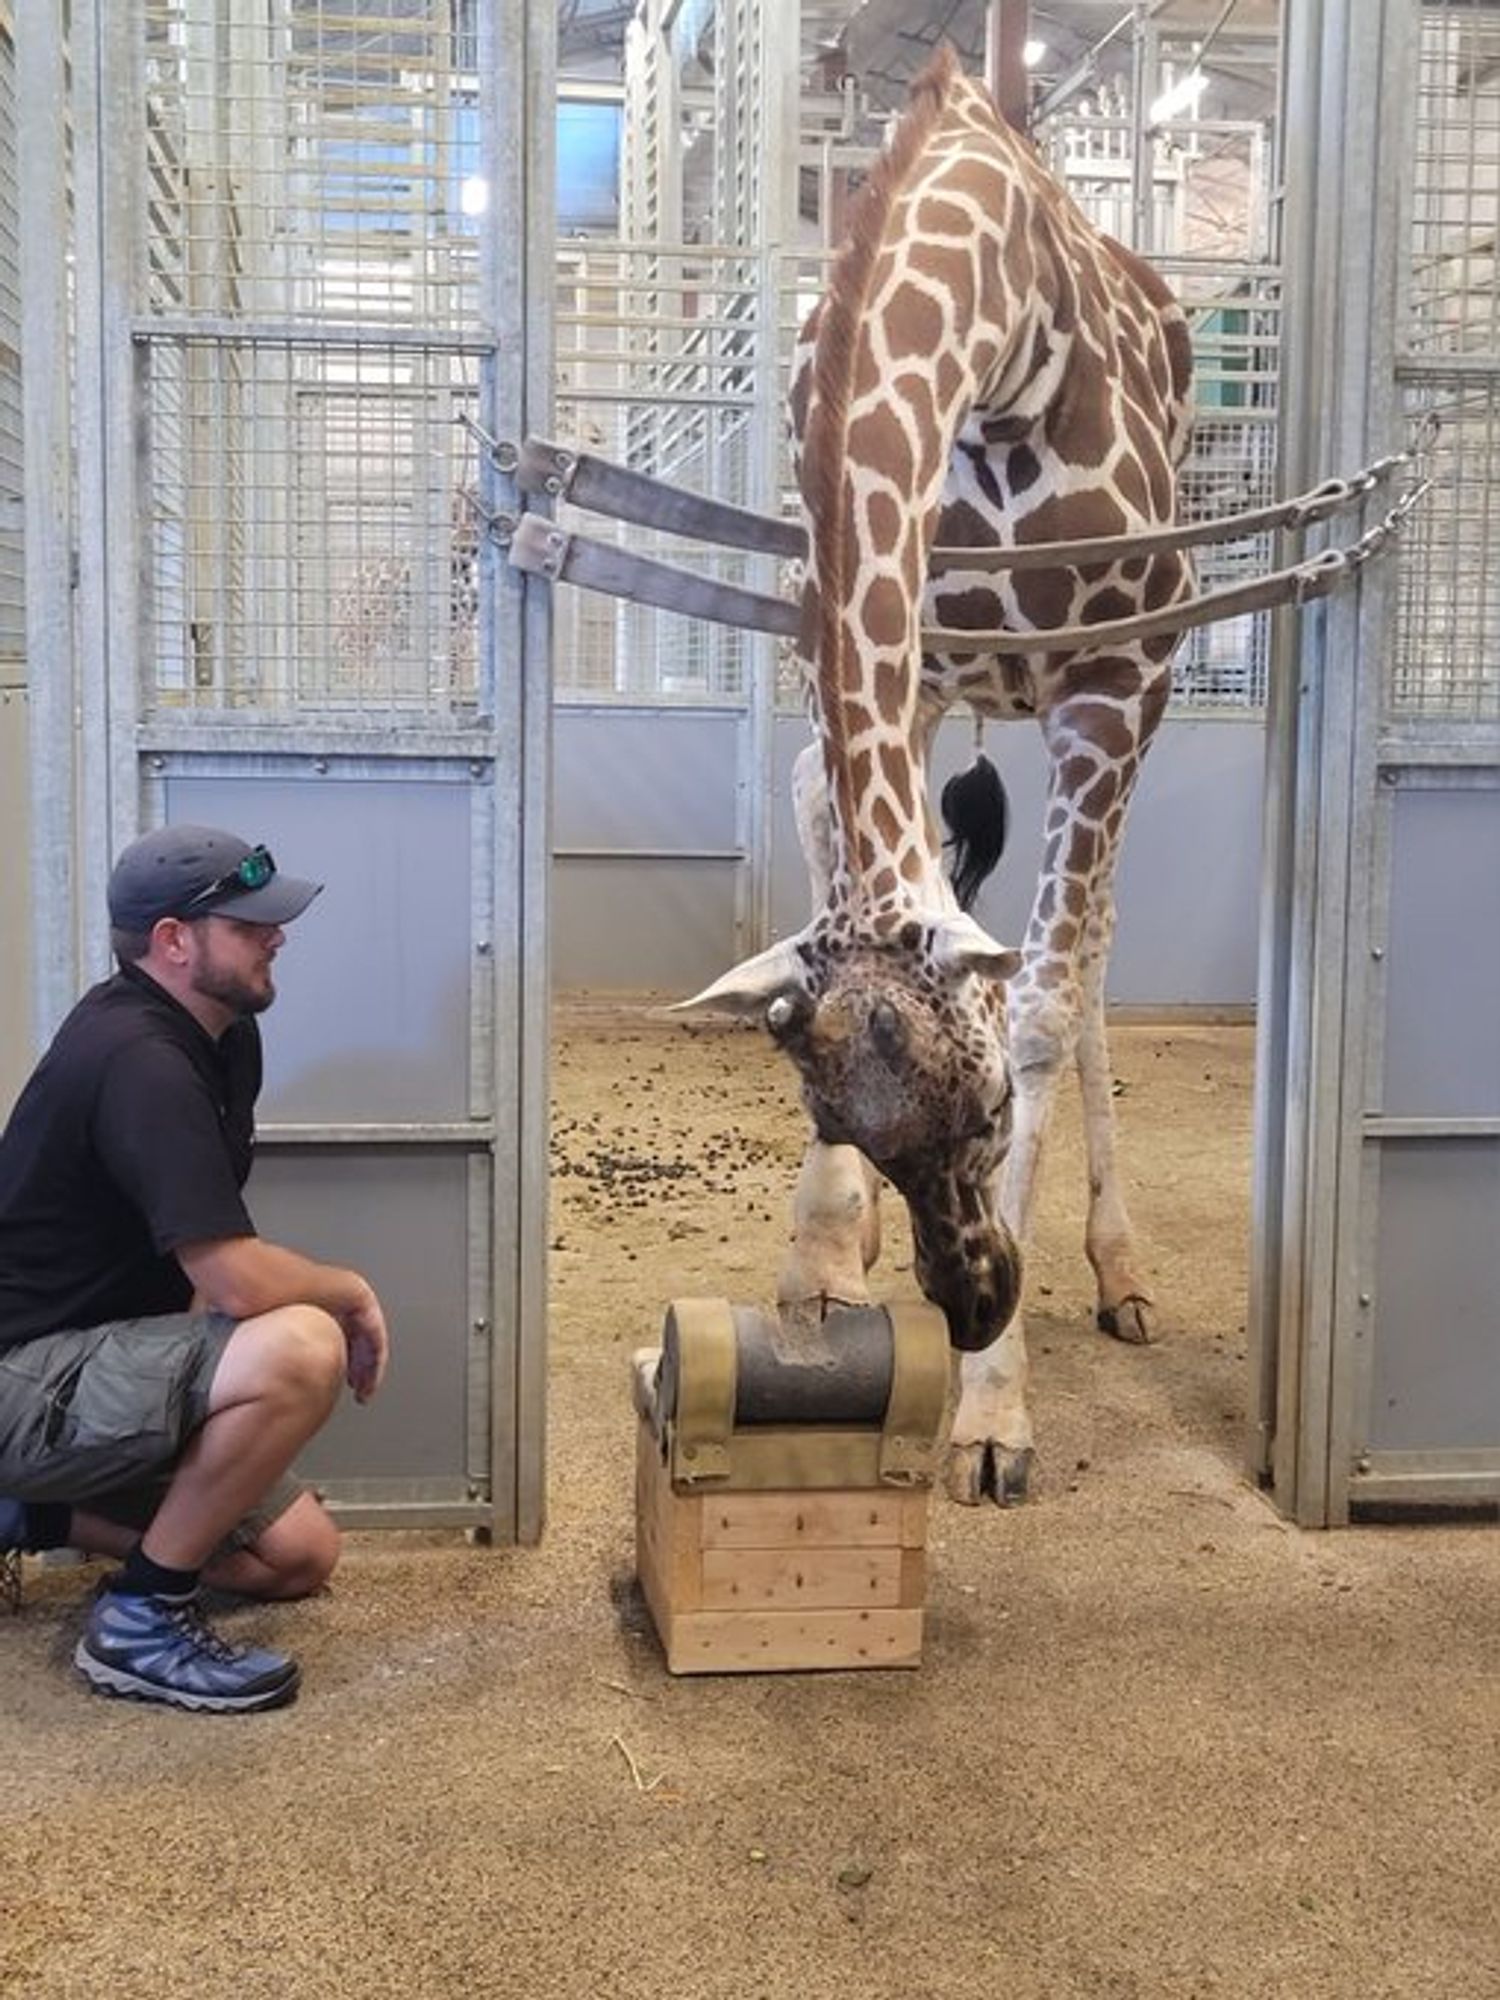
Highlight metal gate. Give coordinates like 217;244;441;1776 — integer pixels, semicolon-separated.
1253;0;1500;1522
17;0;552;1540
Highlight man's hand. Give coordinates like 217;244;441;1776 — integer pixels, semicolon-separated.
341;1288;390;1404
178;1236;391;1401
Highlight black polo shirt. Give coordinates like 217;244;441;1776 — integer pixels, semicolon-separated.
0;963;261;1351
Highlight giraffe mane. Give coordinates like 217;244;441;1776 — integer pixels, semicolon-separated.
802;43;962;867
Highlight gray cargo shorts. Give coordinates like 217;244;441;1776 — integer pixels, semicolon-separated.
0;1312;303;1553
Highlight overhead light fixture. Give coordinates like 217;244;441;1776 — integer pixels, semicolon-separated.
460;175;489;218
1023;39;1046;68
1149;67;1208;124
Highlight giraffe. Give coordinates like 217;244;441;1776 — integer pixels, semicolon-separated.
331;484;481;701
680;45;1195;1507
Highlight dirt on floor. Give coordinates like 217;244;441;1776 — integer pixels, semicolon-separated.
2;1005;1498;2000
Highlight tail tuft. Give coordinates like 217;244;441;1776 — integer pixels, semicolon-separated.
941;752;1009;911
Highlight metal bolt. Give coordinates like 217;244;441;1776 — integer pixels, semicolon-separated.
493;440;519;472
472;1318;489;1336
476;939;492;955
1355;1454;1372;1474
1358;1292;1372;1307
469;760;485;778
150;755;166;772
1370;946;1384;960
313;757;329;774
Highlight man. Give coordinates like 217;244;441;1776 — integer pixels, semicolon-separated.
0;824;390;1713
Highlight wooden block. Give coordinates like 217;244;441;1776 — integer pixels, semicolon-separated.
700;1544;906;1610
633;1416;933;1673
700;1489;915;1549
663;1607;923;1674
635;1421;702;1614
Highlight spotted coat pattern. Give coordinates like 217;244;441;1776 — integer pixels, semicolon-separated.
331;492;481;700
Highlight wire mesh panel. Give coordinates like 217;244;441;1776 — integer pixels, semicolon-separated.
552;242;775;702
1255;0;1500;1523
1393;1;1500;723
1167;262;1281;710
139;0;488;720
22;0;554;1538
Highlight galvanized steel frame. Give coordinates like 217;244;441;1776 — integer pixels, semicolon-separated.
18;0;553;1542
1253;0;1500;1523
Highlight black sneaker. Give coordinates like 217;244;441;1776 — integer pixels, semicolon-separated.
74;1587;301;1713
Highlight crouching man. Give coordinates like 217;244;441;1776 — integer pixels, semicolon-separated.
0;825;390;1713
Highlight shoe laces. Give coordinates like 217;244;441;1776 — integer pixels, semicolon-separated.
160;1594;242;1664
1;1549;20;1616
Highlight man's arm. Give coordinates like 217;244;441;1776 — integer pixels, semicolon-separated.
177;1235;389;1403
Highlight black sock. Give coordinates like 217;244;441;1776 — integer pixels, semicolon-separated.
112;1544;201;1603
22;1502;73;1552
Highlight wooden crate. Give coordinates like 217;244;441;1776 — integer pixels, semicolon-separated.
634;1415;931;1673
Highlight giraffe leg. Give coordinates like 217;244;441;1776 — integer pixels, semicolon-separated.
791;739;835;910
945;1317;1034;1505
939;1007;1068;1505
779;746;882;1316
1076;903;1155;1343
777;1139;882;1315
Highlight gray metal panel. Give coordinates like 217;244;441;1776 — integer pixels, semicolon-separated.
553;855;740;992
554;705;741;849
0;684;29;1120
246;1148;472;1488
1382;787;1500;1119
1369;1140;1500;1451
167;775;473;1124
769;712;1265;1008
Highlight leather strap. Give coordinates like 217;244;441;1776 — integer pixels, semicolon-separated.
879;1302;952;1485
661;1299;736;1483
508;515;798;637
517;437;805;557
509;481;1429;656
508;433;1422;570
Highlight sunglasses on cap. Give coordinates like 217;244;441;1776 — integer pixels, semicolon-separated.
177;843;277;915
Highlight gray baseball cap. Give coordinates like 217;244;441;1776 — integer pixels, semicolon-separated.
108;824;323;931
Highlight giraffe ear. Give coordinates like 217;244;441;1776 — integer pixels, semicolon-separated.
930;912;1023;985
672;936;810;1018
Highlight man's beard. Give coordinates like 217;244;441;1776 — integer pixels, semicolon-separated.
191;962;276;1016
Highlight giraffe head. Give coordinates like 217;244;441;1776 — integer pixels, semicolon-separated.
678;910;1023;1352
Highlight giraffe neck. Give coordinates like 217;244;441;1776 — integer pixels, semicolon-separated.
800;51;1051;928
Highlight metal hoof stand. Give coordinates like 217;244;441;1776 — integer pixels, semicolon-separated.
631;1298;950;1673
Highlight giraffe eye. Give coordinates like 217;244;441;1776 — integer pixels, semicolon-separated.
766;989;813;1041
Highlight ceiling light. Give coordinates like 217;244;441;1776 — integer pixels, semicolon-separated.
1023;39;1046;68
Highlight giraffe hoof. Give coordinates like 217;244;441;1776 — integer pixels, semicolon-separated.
1097;1295;1155;1345
943;1441;1034;1508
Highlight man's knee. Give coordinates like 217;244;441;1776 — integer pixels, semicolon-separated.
215;1304;345;1413
267;1306;345;1415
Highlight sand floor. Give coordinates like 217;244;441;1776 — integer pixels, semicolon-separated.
2;1007;1497;2000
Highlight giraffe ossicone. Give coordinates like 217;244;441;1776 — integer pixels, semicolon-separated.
680;41;1194;1503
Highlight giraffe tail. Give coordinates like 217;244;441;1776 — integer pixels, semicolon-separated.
940;751;1009;912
